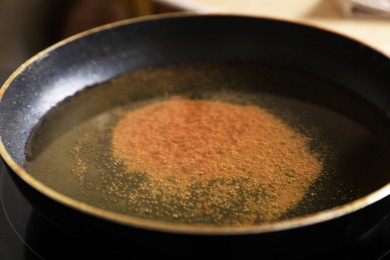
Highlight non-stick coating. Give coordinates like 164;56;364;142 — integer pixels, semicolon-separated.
1;15;390;257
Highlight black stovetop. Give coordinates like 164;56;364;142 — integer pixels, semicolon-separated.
1;159;390;260
0;160;129;260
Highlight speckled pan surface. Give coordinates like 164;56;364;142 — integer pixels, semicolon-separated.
1;15;390;250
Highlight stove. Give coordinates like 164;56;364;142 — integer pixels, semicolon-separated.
1;159;390;260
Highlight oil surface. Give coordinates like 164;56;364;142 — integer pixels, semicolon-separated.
25;62;390;226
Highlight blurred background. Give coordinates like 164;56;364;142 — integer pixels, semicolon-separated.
0;0;389;84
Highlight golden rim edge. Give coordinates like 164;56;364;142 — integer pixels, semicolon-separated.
0;12;390;235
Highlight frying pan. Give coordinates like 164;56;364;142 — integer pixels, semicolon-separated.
1;14;390;258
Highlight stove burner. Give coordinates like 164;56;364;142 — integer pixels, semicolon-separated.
1;160;390;259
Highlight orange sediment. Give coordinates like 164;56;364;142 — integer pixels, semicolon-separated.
112;97;323;222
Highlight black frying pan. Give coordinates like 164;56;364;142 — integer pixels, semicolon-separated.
1;14;390;258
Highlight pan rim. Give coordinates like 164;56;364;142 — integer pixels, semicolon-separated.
1;12;390;235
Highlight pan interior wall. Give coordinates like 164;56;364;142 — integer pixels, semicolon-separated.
24;61;390;226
